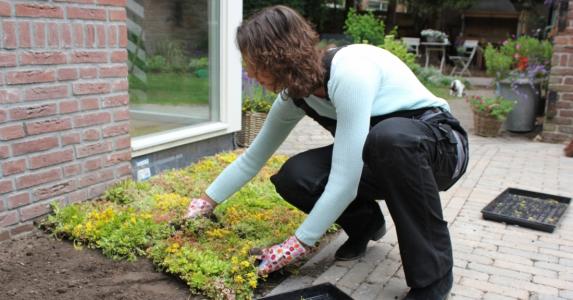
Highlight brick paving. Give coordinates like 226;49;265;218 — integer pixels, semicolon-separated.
272;89;573;300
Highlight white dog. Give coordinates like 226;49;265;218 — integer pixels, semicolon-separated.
449;79;466;98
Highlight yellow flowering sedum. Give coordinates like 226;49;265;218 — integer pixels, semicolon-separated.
42;151;314;299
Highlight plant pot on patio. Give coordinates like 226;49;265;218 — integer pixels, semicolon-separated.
496;79;540;133
467;95;515;137
484;36;552;133
565;139;573;158
473;111;503;137
237;111;267;147
236;97;271;147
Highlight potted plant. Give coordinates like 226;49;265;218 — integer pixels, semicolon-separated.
484;36;553;132
467;95;515;137
237;74;274;147
421;29;448;43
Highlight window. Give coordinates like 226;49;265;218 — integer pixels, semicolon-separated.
366;0;389;12
324;0;346;10
128;0;241;156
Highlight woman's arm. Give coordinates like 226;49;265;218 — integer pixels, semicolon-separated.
205;96;305;203
295;58;381;246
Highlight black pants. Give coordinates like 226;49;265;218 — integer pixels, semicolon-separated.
271;116;463;288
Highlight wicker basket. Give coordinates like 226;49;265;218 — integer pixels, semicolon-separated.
473;111;503;137
236;111;267;147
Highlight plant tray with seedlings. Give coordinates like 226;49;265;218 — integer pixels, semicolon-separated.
481;188;571;232
259;283;353;300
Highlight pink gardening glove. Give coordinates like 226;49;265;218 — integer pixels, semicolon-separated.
185;198;214;219
254;235;309;276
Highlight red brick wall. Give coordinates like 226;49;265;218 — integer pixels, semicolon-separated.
0;0;131;241
544;0;573;142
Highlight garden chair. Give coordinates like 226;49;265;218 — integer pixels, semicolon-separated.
449;39;479;77
401;37;420;57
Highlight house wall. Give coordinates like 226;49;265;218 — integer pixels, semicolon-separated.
0;0;131;241
544;0;573;143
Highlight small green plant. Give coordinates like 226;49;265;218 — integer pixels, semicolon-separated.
467;95;515;120
147;55;168;73
242;83;274;113
189;57;209;70
344;8;385;45
189;57;209;78
242;97;272;113
420;29;448;42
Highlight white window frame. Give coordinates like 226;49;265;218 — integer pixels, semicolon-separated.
366;0;389;12
131;0;242;157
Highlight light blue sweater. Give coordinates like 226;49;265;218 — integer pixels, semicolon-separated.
206;44;450;246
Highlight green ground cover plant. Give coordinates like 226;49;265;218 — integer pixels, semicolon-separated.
42;152;314;300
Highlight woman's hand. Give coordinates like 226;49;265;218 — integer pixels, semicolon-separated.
185;194;217;219
253;235;311;276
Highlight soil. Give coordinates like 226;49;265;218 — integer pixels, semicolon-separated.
0;229;192;300
0;227;314;300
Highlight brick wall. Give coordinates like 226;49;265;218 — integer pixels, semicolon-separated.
544;0;573;142
0;0;131;241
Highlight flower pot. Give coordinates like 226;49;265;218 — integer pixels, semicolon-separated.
565;139;573;157
473;111;503;137
496;79;539;133
425;36;441;43
236;111;267;147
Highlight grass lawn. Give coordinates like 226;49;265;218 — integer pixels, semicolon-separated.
129;73;209;105
426;83;456;101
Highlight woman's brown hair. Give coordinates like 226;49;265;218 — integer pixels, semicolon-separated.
236;5;324;99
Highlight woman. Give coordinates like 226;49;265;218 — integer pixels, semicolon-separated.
185;5;468;300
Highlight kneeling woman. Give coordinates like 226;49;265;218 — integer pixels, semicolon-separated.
184;5;468;300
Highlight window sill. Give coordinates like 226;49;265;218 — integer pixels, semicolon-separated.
131;122;233;157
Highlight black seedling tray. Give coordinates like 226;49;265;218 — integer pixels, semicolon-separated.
259;283;353;300
481;188;571;232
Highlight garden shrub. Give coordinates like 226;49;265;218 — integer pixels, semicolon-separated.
344;8;385;45
189;57;209;77
147;55;168;73
379;35;417;71
42;151;312;300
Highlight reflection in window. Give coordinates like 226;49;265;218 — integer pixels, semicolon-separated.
127;0;220;138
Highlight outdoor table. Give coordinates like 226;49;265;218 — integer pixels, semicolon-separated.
421;41;450;73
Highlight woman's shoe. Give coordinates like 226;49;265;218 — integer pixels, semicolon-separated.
403;268;453;300
334;222;387;261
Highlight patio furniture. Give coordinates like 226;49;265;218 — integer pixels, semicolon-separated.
421;41;450;73
401;37;420;57
449;40;479;77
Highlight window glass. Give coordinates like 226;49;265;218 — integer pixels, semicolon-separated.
127;0;220;138
366;0;389;11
